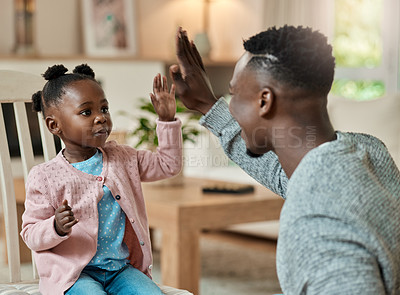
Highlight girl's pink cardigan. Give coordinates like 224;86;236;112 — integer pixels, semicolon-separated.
21;119;182;295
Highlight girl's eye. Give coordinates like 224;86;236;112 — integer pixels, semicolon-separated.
80;110;91;116
101;107;109;113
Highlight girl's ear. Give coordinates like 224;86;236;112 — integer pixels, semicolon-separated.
45;115;61;135
258;88;274;118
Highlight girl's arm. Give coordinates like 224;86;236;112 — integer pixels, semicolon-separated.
137;74;183;181
20;166;70;251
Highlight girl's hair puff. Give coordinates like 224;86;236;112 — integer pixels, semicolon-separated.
32;63;98;117
31;90;43;112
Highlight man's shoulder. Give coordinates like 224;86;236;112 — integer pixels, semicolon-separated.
286;131;400;216
294;131;390;176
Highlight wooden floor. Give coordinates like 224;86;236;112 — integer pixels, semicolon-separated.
201;230;277;254
159;230;281;295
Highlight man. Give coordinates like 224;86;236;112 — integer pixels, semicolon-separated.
170;26;400;294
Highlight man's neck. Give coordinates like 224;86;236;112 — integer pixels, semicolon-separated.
273;124;336;178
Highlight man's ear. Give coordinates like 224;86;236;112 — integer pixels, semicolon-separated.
45;115;61;135
258;88;274;117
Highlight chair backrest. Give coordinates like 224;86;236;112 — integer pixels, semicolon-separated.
0;70;56;283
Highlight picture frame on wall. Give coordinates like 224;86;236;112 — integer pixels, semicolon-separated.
81;0;137;57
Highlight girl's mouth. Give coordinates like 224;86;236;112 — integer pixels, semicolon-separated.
94;129;109;137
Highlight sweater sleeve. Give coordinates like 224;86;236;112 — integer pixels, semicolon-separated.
199;98;288;198
20;166;70;252
137;118;183;181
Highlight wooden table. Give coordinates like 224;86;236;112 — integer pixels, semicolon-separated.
142;177;284;295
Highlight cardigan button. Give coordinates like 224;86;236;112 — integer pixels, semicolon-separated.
96;176;103;181
148;264;153;270
139;241;145;246
115;195;121;200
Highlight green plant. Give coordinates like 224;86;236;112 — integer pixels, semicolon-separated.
118;98;202;149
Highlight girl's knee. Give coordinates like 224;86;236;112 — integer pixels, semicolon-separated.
65;273;106;295
110;265;163;295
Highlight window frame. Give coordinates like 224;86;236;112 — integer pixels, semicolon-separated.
332;0;400;95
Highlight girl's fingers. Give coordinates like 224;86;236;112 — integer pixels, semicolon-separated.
64;219;79;229
59;213;75;223
150;93;156;104
153;74;162;93
163;76;168;92
57;210;73;220
152;75;157;93
152;75;172;98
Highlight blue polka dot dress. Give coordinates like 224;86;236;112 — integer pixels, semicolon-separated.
72;149;129;270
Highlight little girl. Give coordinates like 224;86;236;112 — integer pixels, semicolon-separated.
20;64;182;295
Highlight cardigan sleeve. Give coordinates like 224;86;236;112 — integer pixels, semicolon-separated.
20;166;70;252
137;118;183;182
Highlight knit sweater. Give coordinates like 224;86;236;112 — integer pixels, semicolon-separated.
200;98;400;295
21;119;182;295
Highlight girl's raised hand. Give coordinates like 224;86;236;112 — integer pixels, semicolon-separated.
150;74;176;122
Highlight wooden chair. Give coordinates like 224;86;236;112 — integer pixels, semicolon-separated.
0;70;192;295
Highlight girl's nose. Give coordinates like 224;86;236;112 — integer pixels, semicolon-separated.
94;113;107;124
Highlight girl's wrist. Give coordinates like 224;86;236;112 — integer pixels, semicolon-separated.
159;116;176;122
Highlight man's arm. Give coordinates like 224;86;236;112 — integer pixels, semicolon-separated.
170;27;288;197
200;98;288;197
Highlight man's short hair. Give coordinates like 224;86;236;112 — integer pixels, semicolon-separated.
243;25;335;96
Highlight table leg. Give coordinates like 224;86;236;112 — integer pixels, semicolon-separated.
160;226;200;295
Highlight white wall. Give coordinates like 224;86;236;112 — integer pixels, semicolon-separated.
0;0;15;54
0;0;265;61
138;0;265;60
35;0;82;56
0;59;165;130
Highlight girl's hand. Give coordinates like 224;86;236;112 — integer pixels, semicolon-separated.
150;74;176;122
54;200;78;236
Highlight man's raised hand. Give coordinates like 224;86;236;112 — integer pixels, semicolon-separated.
170;27;217;115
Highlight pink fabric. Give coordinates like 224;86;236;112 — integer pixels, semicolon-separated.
20;119;182;295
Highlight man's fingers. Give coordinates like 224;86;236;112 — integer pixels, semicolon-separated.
181;30;197;67
175;27;190;72
176;27;198;75
191;41;206;71
170;84;176;97
169;64;184;85
169;65;191;98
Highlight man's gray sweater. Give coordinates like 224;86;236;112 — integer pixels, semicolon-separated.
200;98;400;295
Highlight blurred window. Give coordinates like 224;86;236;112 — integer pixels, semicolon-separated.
332;0;399;100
